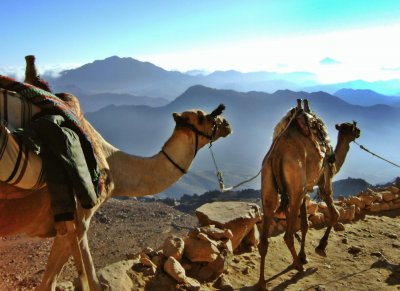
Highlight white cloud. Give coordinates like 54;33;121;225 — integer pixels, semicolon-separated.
139;24;400;83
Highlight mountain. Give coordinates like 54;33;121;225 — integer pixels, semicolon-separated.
50;56;318;102
86;86;400;197
332;177;372;197
334;89;400;107
51;56;196;99
307;79;400;96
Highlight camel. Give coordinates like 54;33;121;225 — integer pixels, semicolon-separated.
257;99;360;289
0;89;232;290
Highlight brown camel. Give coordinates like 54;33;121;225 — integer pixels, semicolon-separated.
0;94;232;290
257;99;360;289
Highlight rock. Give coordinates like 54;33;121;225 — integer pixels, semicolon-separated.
197;225;234;240
345;196;366;209
309;213;325;226
368;203;381;212
389;186;399;194
98;260;135;291
163;236;185;260
307;201;319;216
184;236;220;262
207;252;232;276
242;224;260;247
342;237;348;244
347;245;362;255
140;255;157;269
381;190;398;202
385;233;398;239
195;202;261;250
163;257;186;283
213;275;234;290
358;189;381;205
371;251;383;257
380;202;391;211
339;205;356;222
334;222;345;231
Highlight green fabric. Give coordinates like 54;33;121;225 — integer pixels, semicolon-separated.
14;114;100;220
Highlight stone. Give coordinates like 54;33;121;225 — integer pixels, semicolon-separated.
381;190;398;202
242;224;260;247
163;256;186;283
184;236;220;262
213;275;234;290
163;235;185;260
345;196;366;209
334;222;345;231
369;203;381;212
98;260;135;291
307;201;319;216
309;213;325;226
388;186;399;194
358;188;381;205
347;245;362;255
198;225;234;240
196;202;261;250
339;205;355;222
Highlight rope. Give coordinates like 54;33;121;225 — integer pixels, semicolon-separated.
208;143;261;192
208;106;301;193
354;141;400;168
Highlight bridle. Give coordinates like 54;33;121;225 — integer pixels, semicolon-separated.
161;115;218;174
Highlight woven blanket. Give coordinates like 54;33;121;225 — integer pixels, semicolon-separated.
0;75;100;194
0;124;44;190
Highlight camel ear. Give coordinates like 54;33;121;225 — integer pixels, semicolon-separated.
209;104;225;117
353;120;357;126
173;113;182;122
335;124;340;130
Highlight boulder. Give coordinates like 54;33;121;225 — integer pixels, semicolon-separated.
197;225;234;240
358;188;382;205
163;236;185;260
307;200;319;216
196;202;261;250
242;224;260;248
309;213;325;226
389;186;399;194
345;196;366;209
380;190;398;202
164;256;187;283
184;236;220;262
338;205;355;222
98;260;135;291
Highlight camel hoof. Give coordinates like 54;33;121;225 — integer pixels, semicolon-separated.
292;262;304;272
256;280;267;291
299;256;309;265
315;247;327;257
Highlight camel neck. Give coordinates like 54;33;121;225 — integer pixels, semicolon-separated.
106;130;197;197
334;134;351;173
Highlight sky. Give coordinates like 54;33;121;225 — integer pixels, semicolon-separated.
1;0;400;83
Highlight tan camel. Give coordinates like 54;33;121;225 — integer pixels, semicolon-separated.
0;99;232;290
257;99;360;289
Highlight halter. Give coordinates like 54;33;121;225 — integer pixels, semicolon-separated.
161;116;217;174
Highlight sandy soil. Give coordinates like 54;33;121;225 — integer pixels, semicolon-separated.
0;198;399;291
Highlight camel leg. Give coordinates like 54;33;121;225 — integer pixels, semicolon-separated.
35;233;71;291
284;194;304;271
297;198;309;265
257;164;278;290
316;172;339;257
66;218;101;291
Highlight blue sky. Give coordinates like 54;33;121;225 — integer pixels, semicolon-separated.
2;0;400;82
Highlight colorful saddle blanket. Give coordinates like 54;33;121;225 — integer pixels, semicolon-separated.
0;75;100;195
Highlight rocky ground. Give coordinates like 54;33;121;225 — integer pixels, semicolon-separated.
0;198;399;291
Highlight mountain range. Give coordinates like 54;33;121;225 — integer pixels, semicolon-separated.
41;56;400;197
47;56;400;102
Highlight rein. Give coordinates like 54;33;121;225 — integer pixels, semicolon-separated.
353;141;400;168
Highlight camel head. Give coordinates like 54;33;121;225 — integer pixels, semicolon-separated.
172;104;232;146
335;121;361;141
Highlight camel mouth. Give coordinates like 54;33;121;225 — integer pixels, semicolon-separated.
215;118;232;138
